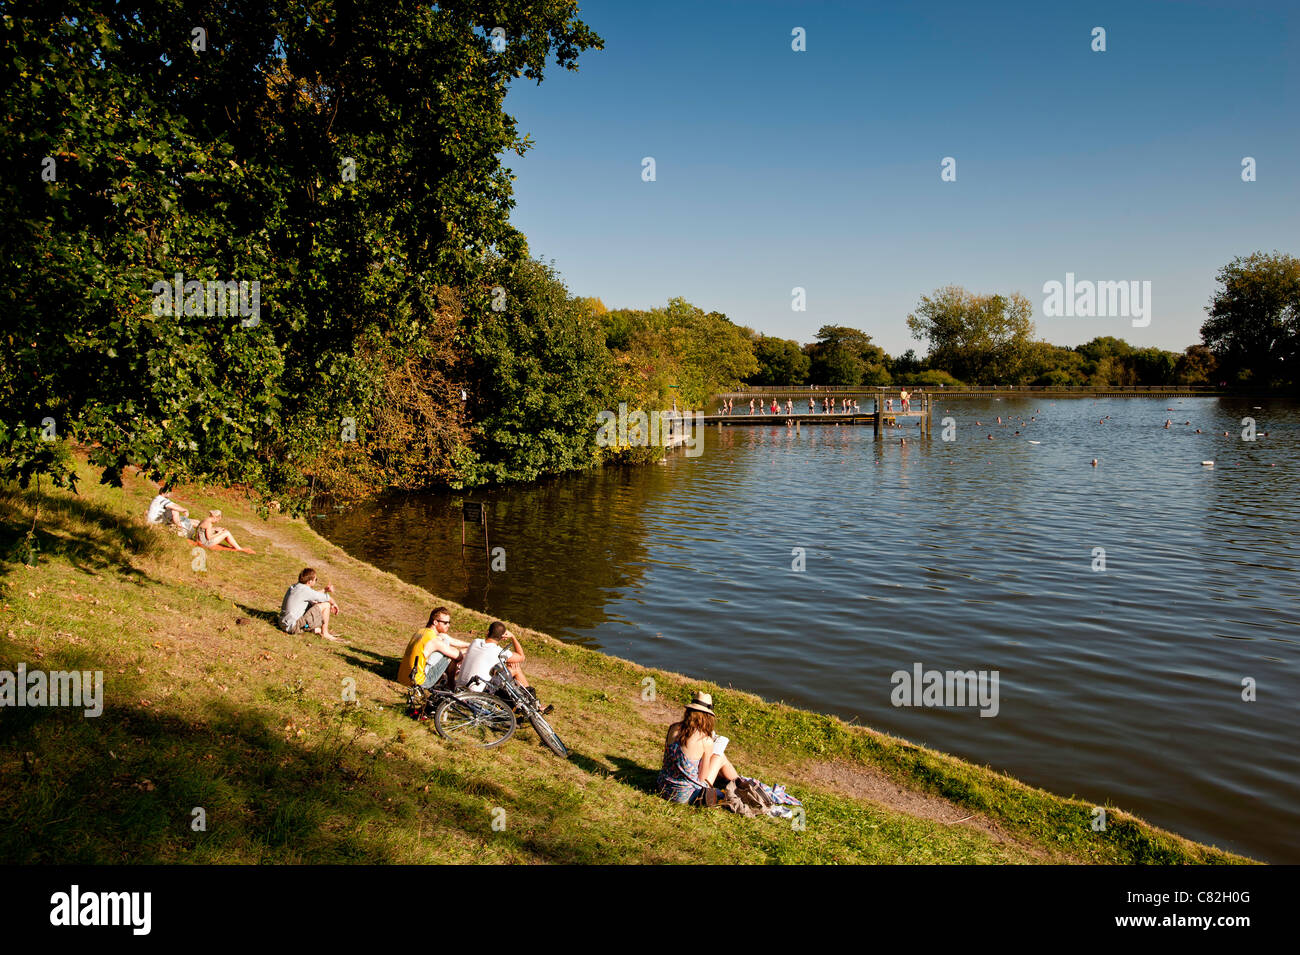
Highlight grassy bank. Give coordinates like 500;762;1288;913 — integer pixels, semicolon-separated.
0;461;1254;864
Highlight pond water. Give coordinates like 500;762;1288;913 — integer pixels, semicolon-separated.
310;396;1300;862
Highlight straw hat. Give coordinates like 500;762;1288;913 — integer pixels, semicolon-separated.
685;691;715;715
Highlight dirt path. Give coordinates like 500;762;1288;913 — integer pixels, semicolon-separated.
795;759;1074;861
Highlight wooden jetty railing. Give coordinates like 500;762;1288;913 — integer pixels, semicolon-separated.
716;384;1224;399
704;393;933;437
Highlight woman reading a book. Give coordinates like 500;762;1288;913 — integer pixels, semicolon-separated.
656;691;742;807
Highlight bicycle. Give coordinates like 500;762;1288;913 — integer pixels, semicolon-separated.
474;662;569;759
406;680;516;749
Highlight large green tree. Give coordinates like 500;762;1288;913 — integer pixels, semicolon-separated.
601;299;757;409
0;2;601;497
1175;344;1217;385
906;286;1036;384
1200;252;1300;388
748;336;810;386
454;258;613;486
805;325;890;386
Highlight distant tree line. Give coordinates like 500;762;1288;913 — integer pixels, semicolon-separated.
745;252;1299;391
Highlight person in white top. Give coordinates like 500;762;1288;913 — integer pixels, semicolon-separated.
456;622;551;713
147;492;194;537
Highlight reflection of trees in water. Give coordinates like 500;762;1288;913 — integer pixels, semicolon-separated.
313;468;659;647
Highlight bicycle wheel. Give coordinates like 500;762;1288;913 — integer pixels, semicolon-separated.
526;710;569;758
434;692;516;748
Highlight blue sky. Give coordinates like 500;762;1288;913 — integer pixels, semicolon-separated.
502;0;1298;355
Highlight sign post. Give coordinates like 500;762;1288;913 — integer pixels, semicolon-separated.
461;501;490;563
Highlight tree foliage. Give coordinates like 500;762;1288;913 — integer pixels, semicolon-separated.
454;259;614;486
600;299;757;409
1201;251;1300;388
1175;344;1217;385
748;336;810;386
906;286;1036;384
805;326;890;386
0;1;601;499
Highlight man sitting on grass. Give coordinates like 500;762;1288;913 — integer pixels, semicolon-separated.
279;568;341;641
146;490;195;538
456;621;551;714
398;607;470;695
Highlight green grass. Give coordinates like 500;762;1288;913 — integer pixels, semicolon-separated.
0;461;1256;864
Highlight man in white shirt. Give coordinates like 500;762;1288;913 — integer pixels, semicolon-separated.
147;492;194;537
456;622;551;713
279;567;340;640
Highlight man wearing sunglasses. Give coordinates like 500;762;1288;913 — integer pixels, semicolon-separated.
398;607;471;691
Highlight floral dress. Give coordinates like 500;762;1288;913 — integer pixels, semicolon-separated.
657;740;706;804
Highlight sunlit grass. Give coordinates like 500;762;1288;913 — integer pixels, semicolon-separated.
0;461;1256;864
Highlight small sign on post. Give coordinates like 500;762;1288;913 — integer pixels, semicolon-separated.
461;501;490;563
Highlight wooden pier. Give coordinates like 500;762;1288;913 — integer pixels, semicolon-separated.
705;393;933;437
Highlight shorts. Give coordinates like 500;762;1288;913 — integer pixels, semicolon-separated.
299;602;329;632
420;653;452;689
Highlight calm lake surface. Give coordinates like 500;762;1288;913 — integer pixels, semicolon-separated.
310;396;1300;862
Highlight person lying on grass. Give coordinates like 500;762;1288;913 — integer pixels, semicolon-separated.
146;490;195;538
279;567;341;641
656;692;741;807
398;606;470;695
456;621;552;714
195;509;248;551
